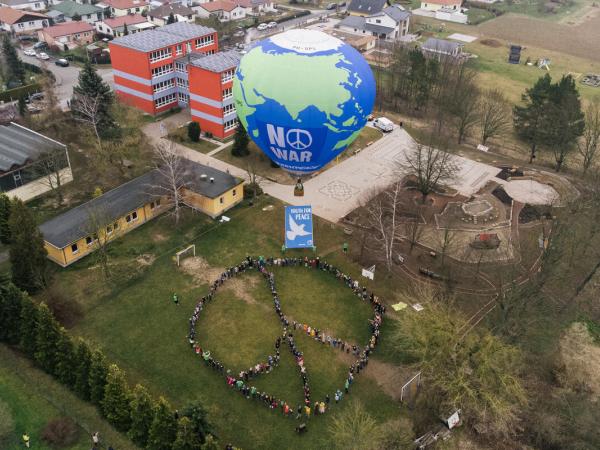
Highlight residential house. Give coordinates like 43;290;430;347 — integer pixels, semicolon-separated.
0;122;73;202
39;160;243;267
337;4;410;40
96;0;150;17
0;7;49;33
0;0;59;12
421;37;464;58
347;0;389;16
420;0;461;11
95;14;154;37
147;3;195;26
50;1;104;24
235;0;275;15
38;21;95;48
193;0;247;21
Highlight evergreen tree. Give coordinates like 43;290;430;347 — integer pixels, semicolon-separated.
123;22;129;35
72;12;82;21
0;193;10;244
72;60;115;135
74;338;93;400
543;74;585;171
54;329;76;387
1;34;25;85
89;349;109;406
231;124;249;157
182;403;211;444
187;121;201;142
147;397;177;450
167;12;176;24
173;417;200;450
102;364;132;432
17;96;27;118
0;281;23;344
34;303;62;375
8;199;48;294
513;74;552;163
19;295;38;358
128;384;155;448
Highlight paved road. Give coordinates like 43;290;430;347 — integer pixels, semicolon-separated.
245;9;332;43
17;48;114;109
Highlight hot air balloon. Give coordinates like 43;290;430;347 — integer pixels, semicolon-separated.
233;29;376;193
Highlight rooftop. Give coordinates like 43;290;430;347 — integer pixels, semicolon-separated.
197;0;238;12
1;0;41;5
188;49;241;73
110;22;215;52
40;160;241;248
50;0;103;17
424;0;462;4
0;6;47;24
347;0;388;15
148;3;195;17
422;37;463;53
99;0;149;10
102;13;148;28
382;4;410;21
0;122;65;173
42;21;94;38
364;22;394;34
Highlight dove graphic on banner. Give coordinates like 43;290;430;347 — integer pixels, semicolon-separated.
284;205;314;249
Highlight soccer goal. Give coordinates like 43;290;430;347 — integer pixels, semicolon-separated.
400;371;421;403
176;244;195;266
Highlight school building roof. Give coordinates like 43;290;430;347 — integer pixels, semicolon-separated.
40;160;241;248
110;21;215;52
0;122;65;173
188;50;241;73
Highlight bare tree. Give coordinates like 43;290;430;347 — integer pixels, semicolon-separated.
397;141;459;203
403;203;424;254
479;89;511;145
362;182;403;270
438;226;457;268
31;148;69;206
578;100;600;174
83;205;113;279
71;93;103;152
244;160;263;201
151;140;188;224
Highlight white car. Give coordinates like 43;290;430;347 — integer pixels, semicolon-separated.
267;21;277;28
257;23;268;31
37;52;50;60
23;48;36;56
373;117;394;132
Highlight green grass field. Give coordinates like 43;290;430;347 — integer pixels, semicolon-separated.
36;197;408;449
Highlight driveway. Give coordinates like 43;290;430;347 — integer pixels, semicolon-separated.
17;48;114;109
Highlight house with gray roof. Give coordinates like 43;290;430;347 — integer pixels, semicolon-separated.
0;0;59;12
337;4;410;41
50;0;104;23
421;37;464;59
148;3;195;26
39;159;243;267
347;0;389;16
0;122;73;202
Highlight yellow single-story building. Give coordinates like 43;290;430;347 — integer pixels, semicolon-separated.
40;160;244;267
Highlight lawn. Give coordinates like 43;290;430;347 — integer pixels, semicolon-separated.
39;196;408;449
168;126;220;154
0;345;134;450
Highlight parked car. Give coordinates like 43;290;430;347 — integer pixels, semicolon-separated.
233;30;245;37
338;1;346;6
37;52;50;60
257;23;268;31
25;92;44;104
55;58;69;67
33;41;48;50
326;2;337;9
267;21;277;28
18;34;36;42
23;48;36;57
373;117;394;132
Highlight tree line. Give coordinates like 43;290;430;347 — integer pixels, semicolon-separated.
0;279;222;450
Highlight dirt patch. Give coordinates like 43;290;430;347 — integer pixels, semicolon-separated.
480;38;502;47
179;256;259;305
153;232;167;242
558;322;600;400
136;253;156;266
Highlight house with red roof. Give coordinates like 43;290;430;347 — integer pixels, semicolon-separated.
95;13;154;37
420;0;461;11
38;21;95;48
193;0;248;21
97;0;150;17
0;7;48;33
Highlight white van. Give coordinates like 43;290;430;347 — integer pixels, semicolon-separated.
373;117;394;132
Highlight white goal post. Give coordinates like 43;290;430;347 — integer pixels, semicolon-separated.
176;244;195;266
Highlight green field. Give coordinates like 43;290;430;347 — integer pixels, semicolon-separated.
32;196;409;449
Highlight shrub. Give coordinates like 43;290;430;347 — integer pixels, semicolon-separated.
243;183;263;199
41;417;79;448
0;400;15;445
188;122;201;142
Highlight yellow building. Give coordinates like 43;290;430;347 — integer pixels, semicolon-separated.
40;160;244;267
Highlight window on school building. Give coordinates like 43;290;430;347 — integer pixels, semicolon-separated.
178;92;189;103
232;189;236;197
150;199;161;209
149;47;172;63
223;103;236;115
221;69;235;83
153;79;174;93
224;118;238;131
175;62;187;73
222;87;232;99
125;211;139;223
195;34;214;49
176;77;189;88
151;63;173;78
114;221;119;230
219;197;224;204
71;243;78;254
176;44;183;55
154;93;177;108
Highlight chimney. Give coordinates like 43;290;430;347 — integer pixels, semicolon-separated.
210;177;215;183
200;174;207;181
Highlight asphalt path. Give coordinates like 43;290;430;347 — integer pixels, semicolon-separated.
17;47;114;108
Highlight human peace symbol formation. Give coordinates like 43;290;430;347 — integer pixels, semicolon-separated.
187;256;386;423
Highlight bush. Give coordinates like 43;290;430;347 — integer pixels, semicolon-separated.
243;183;263;199
188;121;201;142
41;417;79;448
0;83;41;103
0;400;15;445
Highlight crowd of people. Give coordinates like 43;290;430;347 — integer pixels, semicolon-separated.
186;256;385;425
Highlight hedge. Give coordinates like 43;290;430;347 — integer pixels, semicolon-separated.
274;9;311;24
0;83;41;103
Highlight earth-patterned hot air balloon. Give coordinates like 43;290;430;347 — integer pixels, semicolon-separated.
233;29;376;176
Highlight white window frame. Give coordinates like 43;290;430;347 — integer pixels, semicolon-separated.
151;63;174;78
154;93;177;108
222;87;232;100
221;69;235;84
71;243;79;254
194;34;214;49
178;92;189;103
223;103;236;115
224;118;238;131
153;79;174;93
149;47;172;63
175;61;187;73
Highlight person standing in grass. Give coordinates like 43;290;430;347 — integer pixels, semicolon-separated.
172;293;179;306
22;433;30;448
